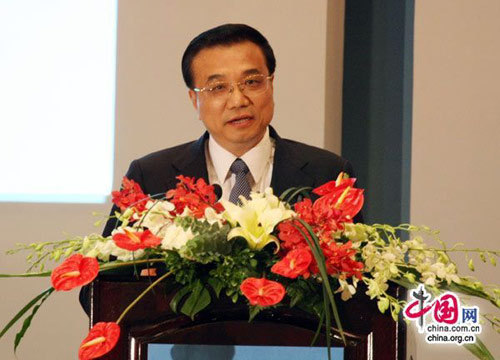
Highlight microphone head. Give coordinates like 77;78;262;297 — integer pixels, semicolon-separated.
212;184;223;201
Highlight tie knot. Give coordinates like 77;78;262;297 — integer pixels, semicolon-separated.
230;158;249;175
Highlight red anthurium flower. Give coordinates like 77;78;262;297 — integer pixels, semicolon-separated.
271;248;312;279
313;187;364;222
51;254;99;291
112;177;149;212
78;322;120;360
313;172;357;196
112;229;162;251
240;278;286;307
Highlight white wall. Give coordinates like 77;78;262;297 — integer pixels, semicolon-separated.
0;1;342;359
411;1;500;359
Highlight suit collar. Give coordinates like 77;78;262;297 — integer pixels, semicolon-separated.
171;132;209;181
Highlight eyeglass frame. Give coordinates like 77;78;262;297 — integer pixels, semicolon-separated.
192;74;274;98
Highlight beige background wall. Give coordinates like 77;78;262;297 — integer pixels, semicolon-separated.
411;1;500;359
0;1;342;359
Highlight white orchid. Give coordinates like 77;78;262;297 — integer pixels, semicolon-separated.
140;200;175;237
83;237;145;261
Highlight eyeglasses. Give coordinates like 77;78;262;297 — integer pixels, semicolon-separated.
193;74;273;100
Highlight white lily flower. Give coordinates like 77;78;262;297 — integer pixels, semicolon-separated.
220;188;295;250
161;223;195;251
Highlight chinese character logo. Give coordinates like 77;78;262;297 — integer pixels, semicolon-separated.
404;285;459;332
403;285;481;345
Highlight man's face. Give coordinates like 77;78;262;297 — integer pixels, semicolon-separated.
188;41;274;156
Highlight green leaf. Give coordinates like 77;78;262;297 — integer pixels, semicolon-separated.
180;280;211;320
207;278;223;298
464;336;495;360
248;306;263;322
0;287;54;340
289;289;303;307
169;285;192;314
14;288;54;353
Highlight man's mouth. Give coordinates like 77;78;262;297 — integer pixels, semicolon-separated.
227;115;254;125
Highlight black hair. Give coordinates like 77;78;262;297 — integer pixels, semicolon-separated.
182;24;276;89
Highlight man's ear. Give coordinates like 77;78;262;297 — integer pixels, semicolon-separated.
188;89;198;110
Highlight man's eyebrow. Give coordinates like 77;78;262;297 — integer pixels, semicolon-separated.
205;69;264;83
206;74;224;83
242;68;262;76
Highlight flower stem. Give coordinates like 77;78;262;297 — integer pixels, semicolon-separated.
98;258;165;272
115;271;172;325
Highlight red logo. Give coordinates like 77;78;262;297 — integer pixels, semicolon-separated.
404;285;459;332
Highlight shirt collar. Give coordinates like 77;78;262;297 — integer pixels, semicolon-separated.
208;127;273;184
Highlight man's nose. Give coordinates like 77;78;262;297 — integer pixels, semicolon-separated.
226;84;250;108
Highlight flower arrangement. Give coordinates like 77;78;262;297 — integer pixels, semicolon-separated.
1;174;499;359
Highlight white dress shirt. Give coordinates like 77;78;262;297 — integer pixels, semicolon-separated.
205;127;275;201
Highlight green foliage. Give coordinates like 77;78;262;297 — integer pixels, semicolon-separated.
209;246;261;302
164;251;197;285
178;221;232;263
286;278;324;318
164;234;275;318
180;280;211;320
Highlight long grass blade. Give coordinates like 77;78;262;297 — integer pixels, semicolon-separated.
0;287;54;339
323;285;332;360
463;336;495;360
0;272;51;278
14;288;54;353
310;309;325;346
293;218;347;345
279;186;312;203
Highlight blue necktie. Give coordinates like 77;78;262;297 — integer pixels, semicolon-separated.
229;158;251;204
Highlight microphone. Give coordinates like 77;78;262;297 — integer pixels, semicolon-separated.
212;184;223;201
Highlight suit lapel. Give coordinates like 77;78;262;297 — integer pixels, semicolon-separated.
269;127;314;196
171;132;209;181
170;128;314;195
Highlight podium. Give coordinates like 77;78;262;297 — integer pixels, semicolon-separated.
89;276;406;360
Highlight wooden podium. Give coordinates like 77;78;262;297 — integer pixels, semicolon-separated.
89;276;406;360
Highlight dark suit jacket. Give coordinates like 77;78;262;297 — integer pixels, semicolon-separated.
102;126;358;236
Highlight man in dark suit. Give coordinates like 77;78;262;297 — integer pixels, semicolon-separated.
82;24;358;314
102;23;357;235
